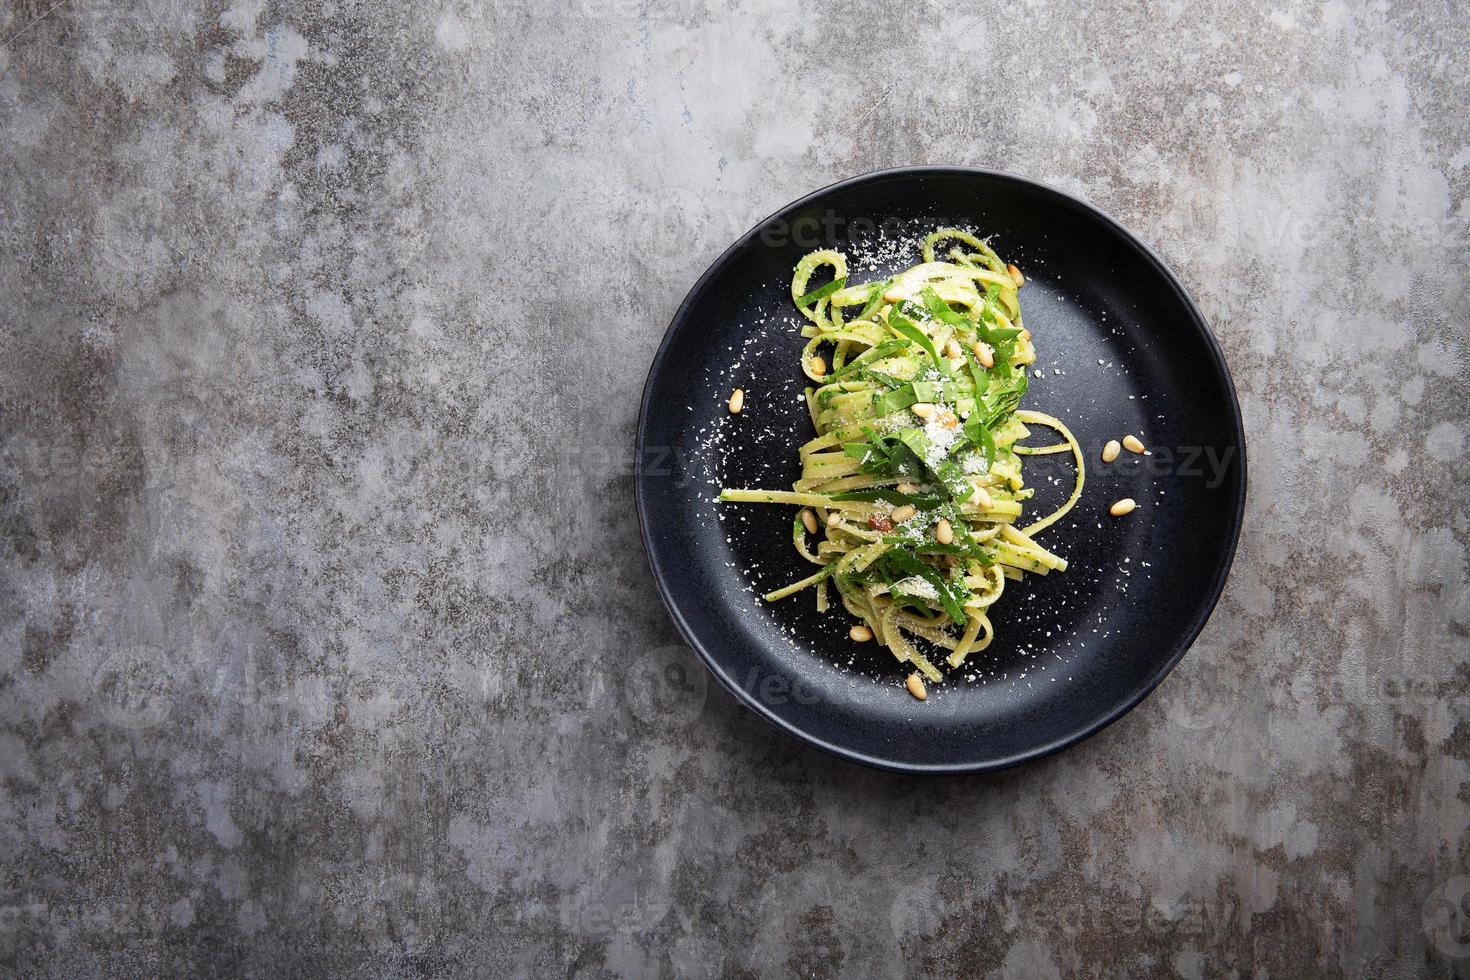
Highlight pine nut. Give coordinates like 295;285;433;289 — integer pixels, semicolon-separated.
1122;435;1145;454
1019;328;1031;343
944;338;962;359
890;504;917;523
910;402;936;419
972;342;994;369
810;356;827;377
800;508;817;534
896;482;918;494
1110;497;1137;517
934;518;954;545
849;625;873;642
1007;263;1025;288
727;388;745;413
826;510;842;528
970;486;993;510
906;673;928;700
1102;439;1121;463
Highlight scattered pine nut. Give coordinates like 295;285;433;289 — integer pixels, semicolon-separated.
1122;435;1146;454
973;341;995;369
970;486;993;510
890;504;917;523
800;508;817;534
810;356;827;377
943;338;962;359
934;518;954;545
826;510;842;528
1101;439;1121;463
1110;497;1137;517
906;673;928;701
727;388;745;413
1019;328;1031;343
1007;263;1025;288
910;402;936;419
896;482;919;494
849;625;873;643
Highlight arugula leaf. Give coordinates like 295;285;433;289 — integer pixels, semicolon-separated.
824;338;910;383
896;427;934;465
843;431;923;478
977;372;1028;427
860;369;906;390
892;428;971;500
856;279;890;320
884;547;968;625
872;383;920;416
960;339;990;393
992;338;1016;379
977;282;1003;323
971;283;1021;380
932;457;976;500
887;310;941;367
796;276;848;308
977;324;1022;345
963;411;997;466
919;286;971;330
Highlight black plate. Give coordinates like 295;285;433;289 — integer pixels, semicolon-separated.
635;167;1245;774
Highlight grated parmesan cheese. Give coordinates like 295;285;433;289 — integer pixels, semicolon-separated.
921;414;961;468
892;576;940;600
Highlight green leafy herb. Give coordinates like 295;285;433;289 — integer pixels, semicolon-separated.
919;286;970;330
931;457;975;500
976;372;1028;428
860;369;907;390
884;547;968;625
872;383;920;416
887;310;941;367
796;276;848;308
824;338;910;383
963;411;997;467
842;430;924;478
856;279;890;320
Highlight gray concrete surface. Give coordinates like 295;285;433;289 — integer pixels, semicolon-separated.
2;0;1468;976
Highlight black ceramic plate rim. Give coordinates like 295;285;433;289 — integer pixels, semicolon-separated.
635;165;1247;775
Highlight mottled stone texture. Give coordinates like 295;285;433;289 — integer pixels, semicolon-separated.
0;0;1466;976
